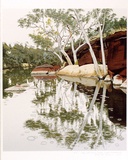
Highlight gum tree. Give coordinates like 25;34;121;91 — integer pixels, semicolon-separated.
18;9;125;78
72;9;103;78
18;9;73;65
85;9;117;76
18;9;90;66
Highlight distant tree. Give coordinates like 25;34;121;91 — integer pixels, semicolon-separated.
3;43;12;68
3;41;62;69
112;16;127;30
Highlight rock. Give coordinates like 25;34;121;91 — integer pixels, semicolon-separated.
5;85;26;92
120;88;127;94
31;70;49;75
66;30;126;77
104;74;112;82
57;64;108;78
58;75;98;87
31;65;61;75
107;31;126;76
113;74;123;85
119;68;126;77
20;83;29;87
120;80;127;89
57;65;79;76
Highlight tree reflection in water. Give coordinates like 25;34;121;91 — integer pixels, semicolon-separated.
25;77;126;150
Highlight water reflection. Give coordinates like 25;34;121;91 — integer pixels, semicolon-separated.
24;76;126;150
106;88;126;126
3;68;33;98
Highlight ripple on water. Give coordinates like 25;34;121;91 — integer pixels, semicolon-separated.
115;123;120;126
109;116;114;119
89;126;97;132
117;118;122;121
27;136;36;141
50;141;54;144
108;108;113;111
41;141;47;145
85;124;91;128
103;131;112;137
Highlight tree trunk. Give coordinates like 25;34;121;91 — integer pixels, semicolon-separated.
53;51;64;63
73;9;103;78
61;48;73;65
99;23;107;76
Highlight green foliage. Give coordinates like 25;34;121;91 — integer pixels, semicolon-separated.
18;9;78;48
113;16;127;30
3;43;61;69
29;33;53;49
86;9;127;38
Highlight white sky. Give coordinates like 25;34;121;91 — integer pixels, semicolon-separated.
1;0;128;8
1;8;127;46
2;9;35;46
1;0;127;46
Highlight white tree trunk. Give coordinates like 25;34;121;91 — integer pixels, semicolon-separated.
71;37;78;64
70;81;102;149
53;51;64;63
99;23;107;75
57;33;73;65
61;48;73;65
73;9;103;78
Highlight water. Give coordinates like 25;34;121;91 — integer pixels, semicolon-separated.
2;68;126;151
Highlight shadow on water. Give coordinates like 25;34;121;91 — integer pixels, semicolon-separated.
23;74;126;150
106;87;126;126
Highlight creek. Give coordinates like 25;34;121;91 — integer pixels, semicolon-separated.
3;68;126;151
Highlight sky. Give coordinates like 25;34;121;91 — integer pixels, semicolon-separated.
1;0;128;8
2;9;35;46
1;0;127;46
1;8;127;47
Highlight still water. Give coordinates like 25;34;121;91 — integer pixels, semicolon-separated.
3;68;126;151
